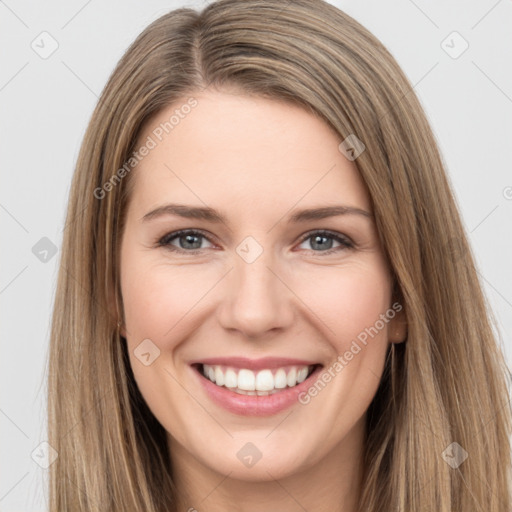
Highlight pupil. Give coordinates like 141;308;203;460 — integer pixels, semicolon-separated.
311;235;332;251
182;234;201;249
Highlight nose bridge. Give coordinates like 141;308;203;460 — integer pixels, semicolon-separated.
219;235;293;337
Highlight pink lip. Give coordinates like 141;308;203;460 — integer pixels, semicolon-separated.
190;363;323;416
189;356;319;371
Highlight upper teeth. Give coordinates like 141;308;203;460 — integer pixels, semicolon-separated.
202;364;311;393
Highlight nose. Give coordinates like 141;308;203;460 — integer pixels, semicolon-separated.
217;244;295;339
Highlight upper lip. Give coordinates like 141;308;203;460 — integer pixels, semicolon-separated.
190;357;321;371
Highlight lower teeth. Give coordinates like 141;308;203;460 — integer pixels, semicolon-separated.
225;387;283;396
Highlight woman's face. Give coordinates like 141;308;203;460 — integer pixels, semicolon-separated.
119;89;405;482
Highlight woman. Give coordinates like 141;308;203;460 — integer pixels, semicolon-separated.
47;0;512;510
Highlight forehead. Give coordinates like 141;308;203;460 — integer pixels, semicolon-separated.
127;90;371;221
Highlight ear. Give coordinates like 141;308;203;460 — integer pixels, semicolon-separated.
108;281;126;338
388;285;407;343
388;306;407;343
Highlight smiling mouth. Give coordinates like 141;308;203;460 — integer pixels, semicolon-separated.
192;363;322;396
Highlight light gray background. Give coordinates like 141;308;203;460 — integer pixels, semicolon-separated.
1;1;511;510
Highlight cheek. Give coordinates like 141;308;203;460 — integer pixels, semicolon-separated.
291;259;392;411
121;257;210;342
120;256;208;434
291;264;392;442
294;260;392;345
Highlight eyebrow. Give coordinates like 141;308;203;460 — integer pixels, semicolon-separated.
141;203;373;224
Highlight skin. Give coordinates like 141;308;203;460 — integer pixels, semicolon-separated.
118;89;407;512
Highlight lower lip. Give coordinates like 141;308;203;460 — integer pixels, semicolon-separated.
192;364;323;416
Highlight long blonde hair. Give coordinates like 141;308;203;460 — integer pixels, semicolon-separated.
48;0;512;510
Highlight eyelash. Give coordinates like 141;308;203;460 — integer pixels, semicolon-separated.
156;229;354;255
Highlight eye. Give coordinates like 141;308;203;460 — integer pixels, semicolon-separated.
158;229;215;253
297;230;353;254
157;229;354;255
